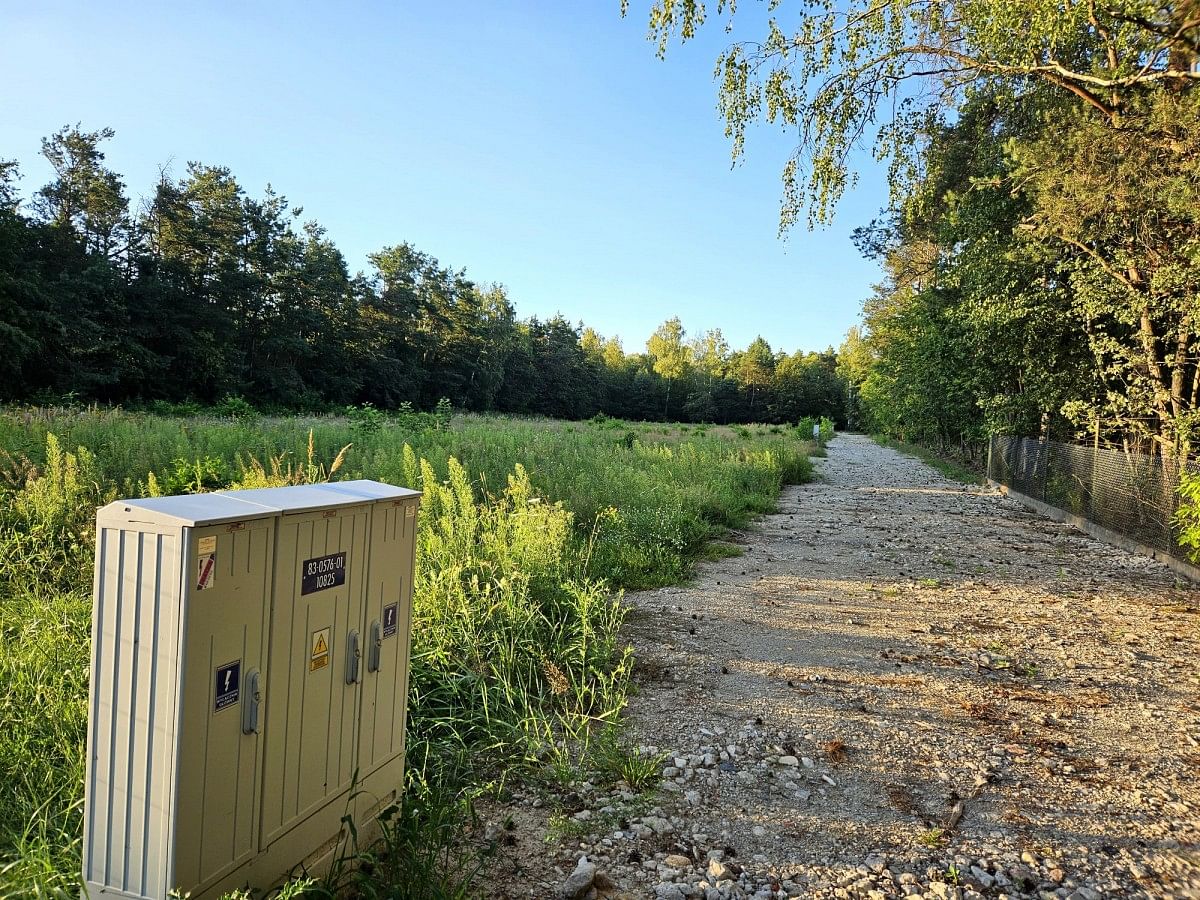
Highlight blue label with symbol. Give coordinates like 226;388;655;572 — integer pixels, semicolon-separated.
215;660;240;711
382;603;399;638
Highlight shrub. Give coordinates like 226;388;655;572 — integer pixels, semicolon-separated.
214;394;258;420
161;455;228;494
1175;470;1200;561
433;397;454;430
346;401;386;434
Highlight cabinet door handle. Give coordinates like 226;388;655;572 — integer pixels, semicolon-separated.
368;620;382;673
346;630;361;684
242;669;261;735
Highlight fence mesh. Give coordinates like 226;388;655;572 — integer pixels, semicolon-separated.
987;435;1200;562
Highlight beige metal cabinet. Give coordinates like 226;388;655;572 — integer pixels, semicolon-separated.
325;481;420;814
82;480;420;900
218;485;372;862
85;493;279;900
173;516;276;889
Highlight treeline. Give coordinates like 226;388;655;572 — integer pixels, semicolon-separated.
835;11;1200;458
0;127;846;425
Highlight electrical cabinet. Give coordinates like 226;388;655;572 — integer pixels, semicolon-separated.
323;481;419;809
82;480;420;900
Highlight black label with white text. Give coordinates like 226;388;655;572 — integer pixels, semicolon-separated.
301;552;346;595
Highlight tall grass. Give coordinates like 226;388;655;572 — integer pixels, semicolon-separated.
0;407;815;897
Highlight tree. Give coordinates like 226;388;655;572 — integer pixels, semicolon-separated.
580;326;604;358
633;1;1200;451
3;125;851;424
682;328;729;422
34;125;129;260
144;163;250;400
1011;91;1200;453
0;160;19;211
689;328;729;377
647;317;690;417
735;336;775;419
0;161;47;395
602;335;626;369
773;350;846;425
630;1;1200;228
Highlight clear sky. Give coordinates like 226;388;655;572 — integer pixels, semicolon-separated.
1;1;886;355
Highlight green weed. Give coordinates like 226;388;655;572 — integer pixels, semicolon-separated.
918;827;946;848
587;725;667;791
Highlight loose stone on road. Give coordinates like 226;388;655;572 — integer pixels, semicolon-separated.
493;434;1200;900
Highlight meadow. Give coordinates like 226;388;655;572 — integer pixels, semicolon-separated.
0;405;826;898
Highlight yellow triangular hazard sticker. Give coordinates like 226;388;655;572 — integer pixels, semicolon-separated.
313;633;328;656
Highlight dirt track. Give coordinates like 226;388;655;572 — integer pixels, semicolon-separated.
493;434;1200;899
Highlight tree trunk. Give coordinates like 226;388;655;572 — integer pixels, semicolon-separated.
1138;304;1174;429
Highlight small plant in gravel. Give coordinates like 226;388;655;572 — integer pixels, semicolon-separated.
545;814;594;844
698;540;743;561
821;739;848;764
918;827;946;848
589;725;667;791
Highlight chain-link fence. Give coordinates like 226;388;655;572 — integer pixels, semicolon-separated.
987;435;1200;562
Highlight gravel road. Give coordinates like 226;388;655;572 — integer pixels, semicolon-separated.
491;434;1200;900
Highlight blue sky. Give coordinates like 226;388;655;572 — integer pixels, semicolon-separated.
1;1;887;355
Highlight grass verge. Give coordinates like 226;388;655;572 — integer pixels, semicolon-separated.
0;407;819;897
871;435;984;484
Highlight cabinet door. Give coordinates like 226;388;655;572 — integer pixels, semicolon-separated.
358;498;418;781
259;505;368;847
174;520;274;892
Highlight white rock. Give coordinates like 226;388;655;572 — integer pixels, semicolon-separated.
559;856;596;899
969;866;994;888
707;858;732;881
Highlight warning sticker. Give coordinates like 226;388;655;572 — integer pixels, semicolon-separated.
197;554;216;591
198;535;217;555
215;660;240;711
382;603;399;638
405;506;415;518
310;628;330;672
